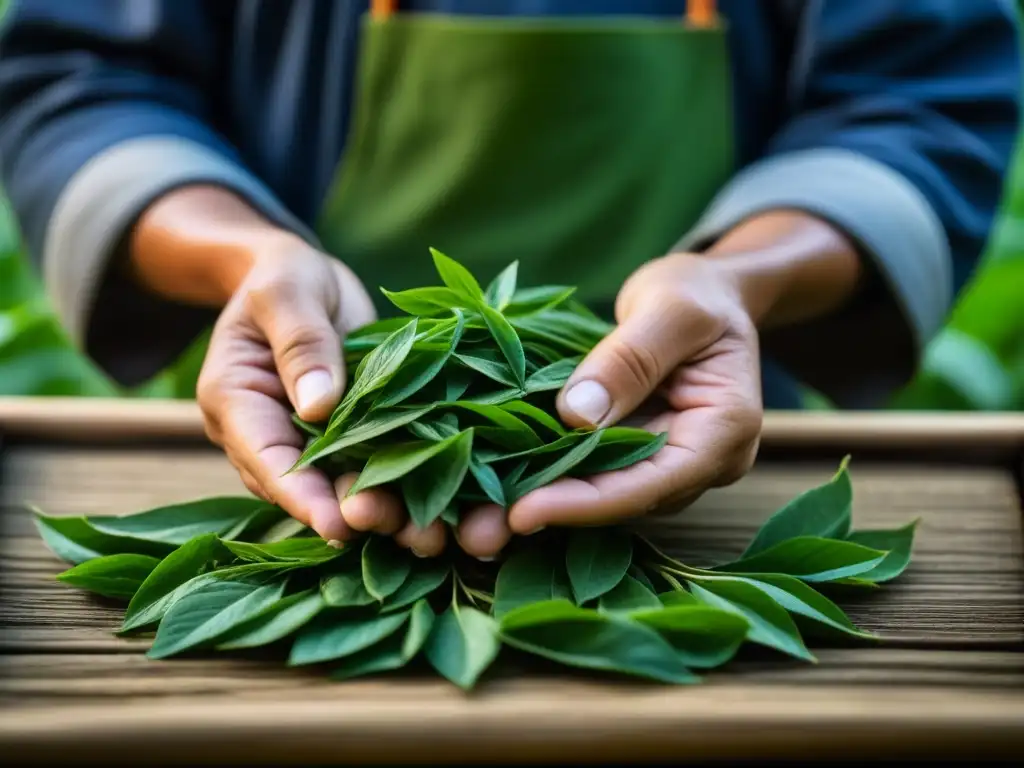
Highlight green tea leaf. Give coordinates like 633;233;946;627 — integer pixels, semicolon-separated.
480;431;583;465
381;286;465;316
88;497;275;546
257;516;313;543
297;404;437;467
223;537;344;564
687;579;815;662
574;429;669;475
56;554;161;600
565;527;633;604
498;600;699;684
375;310;465;408
34;513;172;564
442;402;541;451
430;247;485;302
629;604;749;668
122;533;232;631
454;351;519;388
524;358;579;393
493;547;573;619
735;574;874;639
401;429;474;528
741;457;853;557
478;303;526;387
217;590;326;650
445;366;474;401
362;536;412;601
348;436;462;496
720;536;887;582
291;414;325;439
597;574;663;614
289;610;411;666
381;561;449;613
513;428;603;498
423;605;500;690
468;458;507;507
504;285;576;316
484;261;518;311
321;562;377;608
844;520;919;582
147;577;287;659
332;599;435;680
498;400;567;436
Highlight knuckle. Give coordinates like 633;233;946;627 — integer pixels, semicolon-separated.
275;323;331;371
605;335;664;391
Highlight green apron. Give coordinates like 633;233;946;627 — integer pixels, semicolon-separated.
316;8;734;321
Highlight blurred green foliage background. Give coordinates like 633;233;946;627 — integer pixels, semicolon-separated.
1;1;1022;408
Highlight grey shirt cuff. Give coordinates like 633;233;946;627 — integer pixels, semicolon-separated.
676;147;953;408
42;135;319;386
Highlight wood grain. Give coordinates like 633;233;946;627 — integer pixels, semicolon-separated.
3;396;1024;447
1;441;1022;762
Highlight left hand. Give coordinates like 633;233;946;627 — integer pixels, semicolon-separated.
501;251;764;535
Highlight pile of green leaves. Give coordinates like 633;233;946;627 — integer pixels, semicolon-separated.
36;457;916;688
289;248;665;522
35;250;917;686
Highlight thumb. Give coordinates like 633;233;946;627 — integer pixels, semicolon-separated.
557;303;712;429
263;299;345;424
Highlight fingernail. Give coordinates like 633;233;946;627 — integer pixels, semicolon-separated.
295;369;334;414
477;555;496;562
326;539;345;549
410;548;429;558
564;380;611;425
526;526;546;536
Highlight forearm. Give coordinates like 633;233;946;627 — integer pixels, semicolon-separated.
699;210;866;330
129;185;305;308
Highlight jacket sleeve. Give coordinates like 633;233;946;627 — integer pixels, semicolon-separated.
0;0;316;386
678;0;1023;408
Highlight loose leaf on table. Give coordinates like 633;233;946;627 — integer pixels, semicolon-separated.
332;599;436;681
513;428;604;498
719;536;887;583
844;520;919;583
34;512;173;564
630;604;749;669
56;553;161;600
430;247;485;304
147;577;288;659
498;600;700;684
493;547;573;620
740;457;853;558
597;574;663;614
121;533;232;631
734;573;874;640
424;604;500;690
87;497;277;546
217;590;326;650
362;536;412;601
484;260;518;311
289;609;412;666
401;429;475;528
686;579;815;662
565;527;633;604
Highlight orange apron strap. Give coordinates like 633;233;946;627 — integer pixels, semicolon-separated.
372;1;717;26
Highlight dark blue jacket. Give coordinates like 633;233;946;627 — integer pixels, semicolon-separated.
0;1;1020;407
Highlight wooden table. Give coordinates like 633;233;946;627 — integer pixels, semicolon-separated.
2;398;1023;764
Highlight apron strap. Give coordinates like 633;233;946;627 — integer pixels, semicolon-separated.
370;0;719;27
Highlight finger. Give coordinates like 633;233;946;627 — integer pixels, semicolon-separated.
219;389;353;542
455;505;511;561
509;404;759;532
251;284;346;424
334;473;407;535
395;519;447;558
556;302;719;429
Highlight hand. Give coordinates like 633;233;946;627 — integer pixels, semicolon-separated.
505;251;764;532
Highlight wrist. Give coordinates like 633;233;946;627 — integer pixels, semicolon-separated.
129;185;308;307
695;210;864;329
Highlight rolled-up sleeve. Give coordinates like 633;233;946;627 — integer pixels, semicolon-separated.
0;0;315;384
679;0;1022;408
